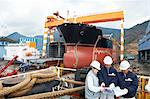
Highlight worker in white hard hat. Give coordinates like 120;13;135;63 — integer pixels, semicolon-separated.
117;60;138;99
85;60;105;99
97;56;118;99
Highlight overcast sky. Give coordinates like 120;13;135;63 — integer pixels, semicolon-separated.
0;0;149;36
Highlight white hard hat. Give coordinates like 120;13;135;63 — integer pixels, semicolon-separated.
103;56;113;65
120;60;130;70
90;60;101;70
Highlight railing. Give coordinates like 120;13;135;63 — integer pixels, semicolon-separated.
137;75;150;99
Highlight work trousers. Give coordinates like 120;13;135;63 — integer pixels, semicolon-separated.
99;92;114;99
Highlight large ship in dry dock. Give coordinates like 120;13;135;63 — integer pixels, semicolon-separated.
57;23;119;68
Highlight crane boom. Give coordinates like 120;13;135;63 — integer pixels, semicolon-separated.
45;11;124;28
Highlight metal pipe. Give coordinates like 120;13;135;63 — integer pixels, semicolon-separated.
42;29;49;57
57;67;76;71
120;19;124;61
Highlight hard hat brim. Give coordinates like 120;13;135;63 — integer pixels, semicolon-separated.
91;65;101;70
120;66;129;70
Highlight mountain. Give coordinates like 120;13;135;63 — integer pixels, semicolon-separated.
98;20;149;55
125;20;149;44
6;32;27;42
99;20;149;44
125;20;150;55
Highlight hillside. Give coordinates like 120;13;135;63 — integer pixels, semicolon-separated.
125;20;150;55
98;20;149;56
125;20;149;44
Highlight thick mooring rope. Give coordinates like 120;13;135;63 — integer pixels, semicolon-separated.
0;74;31;96
13;86;85;99
0;68;84;98
0;71;57;97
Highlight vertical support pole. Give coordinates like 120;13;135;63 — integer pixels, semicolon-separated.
138;51;141;62
42;28;49;57
57;67;60;78
142;77;145;99
138;77;142;99
120;19;124;61
60;63;64;77
145;51;147;61
50;28;54;43
58;42;61;57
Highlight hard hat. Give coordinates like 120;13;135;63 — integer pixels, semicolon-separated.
103;56;113;65
120;60;130;70
90;60;101;70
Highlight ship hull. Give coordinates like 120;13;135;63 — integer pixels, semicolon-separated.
64;45;115;69
57;23;119;69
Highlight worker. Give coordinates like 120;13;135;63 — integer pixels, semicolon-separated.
19;60;31;72
97;56;118;99
117;60;138;99
85;60;104;99
145;78;150;92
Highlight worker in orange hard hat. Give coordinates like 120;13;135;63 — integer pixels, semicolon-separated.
85;60;105;99
97;56;118;99
117;60;138;99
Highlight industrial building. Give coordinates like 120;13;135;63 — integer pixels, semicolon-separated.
20;36;43;52
138;21;150;63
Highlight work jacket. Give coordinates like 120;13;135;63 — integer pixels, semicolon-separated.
85;70;101;99
117;71;138;98
97;66;118;87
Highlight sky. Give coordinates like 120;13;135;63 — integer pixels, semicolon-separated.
0;0;149;37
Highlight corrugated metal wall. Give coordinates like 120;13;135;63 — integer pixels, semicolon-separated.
138;33;150;51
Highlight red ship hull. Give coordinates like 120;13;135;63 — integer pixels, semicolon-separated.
64;45;118;69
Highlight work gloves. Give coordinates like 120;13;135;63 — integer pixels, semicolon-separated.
113;87;128;97
123;88;128;94
109;83;115;89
